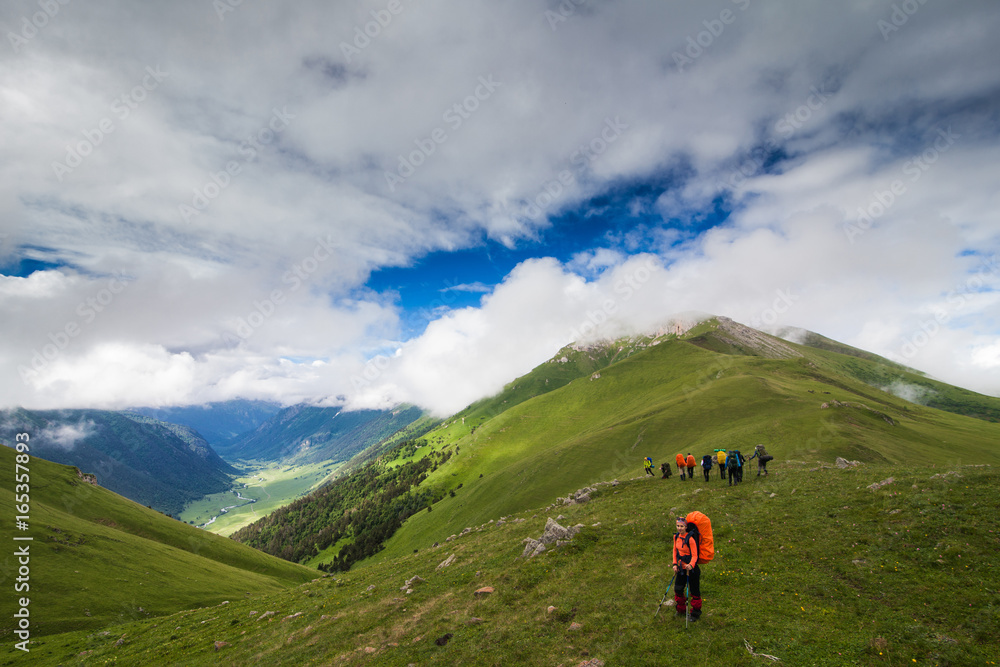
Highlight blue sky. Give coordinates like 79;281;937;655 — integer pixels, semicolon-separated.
366;176;732;338
1;0;998;413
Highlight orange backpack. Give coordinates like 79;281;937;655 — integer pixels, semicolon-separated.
684;511;714;565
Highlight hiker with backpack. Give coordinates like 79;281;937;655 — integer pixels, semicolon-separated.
671;511;713;621
700;454;713;482
748;443;773;476
726;449;743;486
675;453;687;480
644;456;655;476
685;453;697;481
715;449;727;480
661;462;672;479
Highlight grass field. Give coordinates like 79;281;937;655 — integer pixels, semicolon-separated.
179;460;342;537
0;447;316;640
367;334;1000;564
19;461;999;665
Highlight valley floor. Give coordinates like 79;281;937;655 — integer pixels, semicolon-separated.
178;459;341;537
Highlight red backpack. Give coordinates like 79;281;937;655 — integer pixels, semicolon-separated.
684;511;714;565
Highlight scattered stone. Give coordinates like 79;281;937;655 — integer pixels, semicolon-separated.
214;641;229;651
467;617;484;625
460;527;472;536
835;457;861;468
576;660;605;667
547;606;557;615
366;585;376;592
283;612;303;621
437;554;456;570
447;535;456;542
115;634;127;647
889;509;902;515
591;522;601;527
568;622;583;631
557;514;566;520
521;538;546;558
474;586;495;597
258;611;275;621
249;611;258;616
868;477;895;491
320;615;333;621
363;646;377;654
769;493;777;498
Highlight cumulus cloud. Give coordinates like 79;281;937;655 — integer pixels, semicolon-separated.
1;0;998;412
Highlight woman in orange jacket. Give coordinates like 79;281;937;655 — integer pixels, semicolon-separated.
672;516;702;620
675;453;687;480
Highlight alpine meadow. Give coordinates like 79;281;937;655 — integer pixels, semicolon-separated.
4;318;999;665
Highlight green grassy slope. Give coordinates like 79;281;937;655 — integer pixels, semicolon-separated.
370;333;1000;562
23;462;1000;666
0;446;316;638
780;327;1000;422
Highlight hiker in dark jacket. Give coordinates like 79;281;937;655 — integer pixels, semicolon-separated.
661;462;672;479
700;454;713;482
748;443;771;476
726;450;743;486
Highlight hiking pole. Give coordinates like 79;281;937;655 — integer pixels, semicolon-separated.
685;577;691;629
653;572;676;618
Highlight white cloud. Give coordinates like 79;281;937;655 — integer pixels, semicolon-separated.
38;419;97;451
1;0;998;412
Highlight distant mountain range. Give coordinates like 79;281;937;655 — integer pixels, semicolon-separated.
215;404;425;464
129;399;283;445
0;408;235;517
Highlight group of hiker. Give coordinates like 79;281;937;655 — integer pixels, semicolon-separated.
644;443;773;486
645;445;775;623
